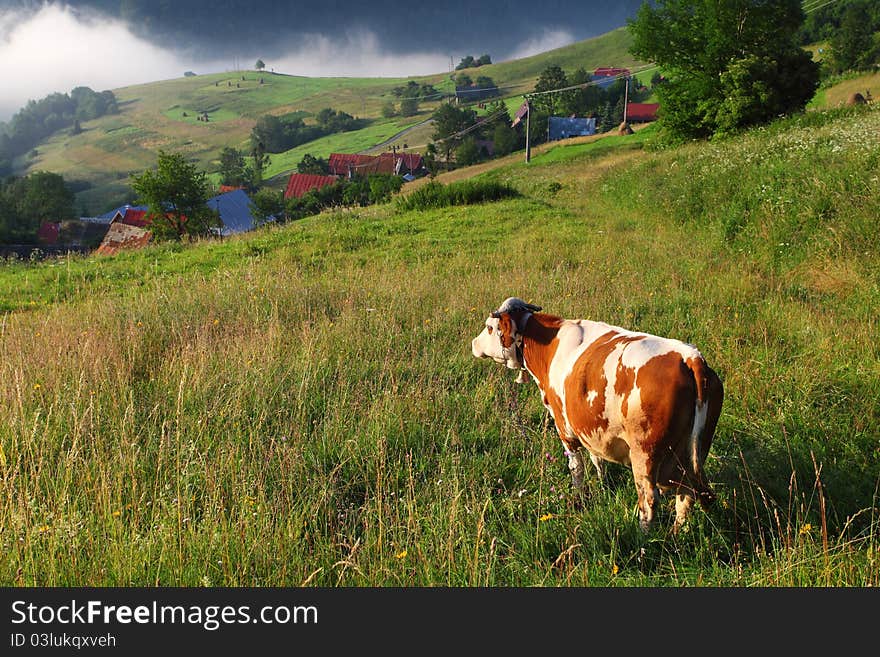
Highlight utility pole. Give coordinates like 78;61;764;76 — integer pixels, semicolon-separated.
525;97;532;163
623;75;629;124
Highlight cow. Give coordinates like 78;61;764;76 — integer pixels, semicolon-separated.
471;297;723;532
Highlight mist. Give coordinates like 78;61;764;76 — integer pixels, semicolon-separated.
1;3;584;122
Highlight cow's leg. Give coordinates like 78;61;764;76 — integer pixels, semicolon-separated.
673;493;694;533
564;444;586;491
588;451;605;483
631;456;659;533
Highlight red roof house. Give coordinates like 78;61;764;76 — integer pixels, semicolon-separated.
284;173;339;199
593;67;631;78
625;103;660;123
328;152;424;178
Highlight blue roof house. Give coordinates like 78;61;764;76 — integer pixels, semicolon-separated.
206;189;272;237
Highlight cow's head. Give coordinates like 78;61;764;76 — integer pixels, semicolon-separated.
471;297;542;372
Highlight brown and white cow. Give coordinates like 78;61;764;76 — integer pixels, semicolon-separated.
471;297;723;532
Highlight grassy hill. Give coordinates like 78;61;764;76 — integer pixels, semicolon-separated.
1;94;877;586
17;27;642;215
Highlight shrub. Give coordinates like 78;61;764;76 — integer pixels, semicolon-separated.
395;180;519;212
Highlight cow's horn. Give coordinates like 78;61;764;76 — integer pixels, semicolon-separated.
496;297;542;314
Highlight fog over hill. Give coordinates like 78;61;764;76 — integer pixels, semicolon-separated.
0;1;644;120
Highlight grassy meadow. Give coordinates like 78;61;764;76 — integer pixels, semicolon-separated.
1;100;878;586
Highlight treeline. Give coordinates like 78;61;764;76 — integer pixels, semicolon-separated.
0;172;76;244
0;87;118;175
454;73;500;102
250;107;365;154
456;54;492;70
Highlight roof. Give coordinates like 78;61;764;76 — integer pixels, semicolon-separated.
98;204;148;220
626;103;660;122
219;185;246;193
328;152;424;177
206;188;262;236
548;116;596;140
120;208;151;227
284;173;339;199
94;222;152;256
593;67;630;77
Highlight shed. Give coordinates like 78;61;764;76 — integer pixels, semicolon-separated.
548;116;596;140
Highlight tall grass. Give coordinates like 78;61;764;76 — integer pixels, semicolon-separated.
1;104;878;586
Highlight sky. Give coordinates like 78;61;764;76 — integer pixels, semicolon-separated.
0;1;644;121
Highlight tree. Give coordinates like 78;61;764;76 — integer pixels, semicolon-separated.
456;55;476;70
297;153;330;175
381;101;397;118
399;97;419;117
130;150;220;241
477;54;492;66
218;146;251;188
628;0;819;140
250;141;269;187
492;121;520;157
431;103;477;161
455;138;481;166
250;187;283;225
255;59;265;71
831;2;876;72
533;66;569;115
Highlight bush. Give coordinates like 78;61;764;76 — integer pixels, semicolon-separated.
395;180;519;212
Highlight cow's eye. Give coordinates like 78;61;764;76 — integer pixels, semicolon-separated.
486;326;493;334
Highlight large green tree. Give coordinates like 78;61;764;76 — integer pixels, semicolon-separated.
628;0;819;140
130;150;220;241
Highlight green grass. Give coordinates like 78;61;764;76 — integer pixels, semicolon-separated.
1;101;878;586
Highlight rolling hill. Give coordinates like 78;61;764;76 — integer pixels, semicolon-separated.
16;27;643;215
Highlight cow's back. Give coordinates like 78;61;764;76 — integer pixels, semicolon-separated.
557;322;706;468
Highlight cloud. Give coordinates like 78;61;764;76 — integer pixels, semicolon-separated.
0;4;207;120
0;5;450;121
505;28;576;61
267;30;450;78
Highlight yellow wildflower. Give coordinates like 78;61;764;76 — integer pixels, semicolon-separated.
395;550;407;559
539;513;554;522
612;563;619;575
112;510;121;517
799;523;812;536
38;525;51;534
33;383;41;390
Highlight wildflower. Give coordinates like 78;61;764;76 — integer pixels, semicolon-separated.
799;523;812;536
137;321;143;327
424;319;431;324
38;525;51;534
213;319;219;325
612;563;619;575
395;549;407;559
539;513;554;522
111;510;121;517
33;383;41;390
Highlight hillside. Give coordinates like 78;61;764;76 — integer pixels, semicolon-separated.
17;27;642;214
1;99;877;586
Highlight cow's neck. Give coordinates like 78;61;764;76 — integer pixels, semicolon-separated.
520;313;563;389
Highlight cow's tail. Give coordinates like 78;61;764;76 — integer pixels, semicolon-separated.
686;356;717;507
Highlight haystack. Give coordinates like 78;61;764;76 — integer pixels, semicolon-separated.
846;92;866;106
617;121;634;135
